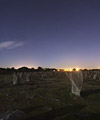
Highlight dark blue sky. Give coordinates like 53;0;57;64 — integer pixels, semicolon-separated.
0;0;100;69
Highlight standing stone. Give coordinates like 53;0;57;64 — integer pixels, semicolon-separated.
65;72;70;78
26;73;30;82
13;73;20;85
19;72;23;79
93;73;97;80
13;73;18;85
98;72;100;80
70;69;83;96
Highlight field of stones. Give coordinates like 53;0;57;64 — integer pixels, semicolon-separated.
0;70;100;120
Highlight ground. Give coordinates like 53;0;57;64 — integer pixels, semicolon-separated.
0;72;100;120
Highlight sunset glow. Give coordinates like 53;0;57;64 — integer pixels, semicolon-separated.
58;68;80;72
76;68;80;71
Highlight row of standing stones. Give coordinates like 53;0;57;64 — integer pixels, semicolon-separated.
12;70;100;96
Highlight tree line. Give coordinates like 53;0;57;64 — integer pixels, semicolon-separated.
0;67;57;75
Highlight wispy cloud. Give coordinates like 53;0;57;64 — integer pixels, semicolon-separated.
0;41;24;50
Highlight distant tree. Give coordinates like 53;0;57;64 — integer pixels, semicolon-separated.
30;68;35;72
45;68;57;72
37;67;44;72
83;69;88;71
73;68;76;71
45;68;51;72
11;67;16;72
52;68;57;72
18;67;30;72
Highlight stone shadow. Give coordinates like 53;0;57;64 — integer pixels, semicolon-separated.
81;89;100;97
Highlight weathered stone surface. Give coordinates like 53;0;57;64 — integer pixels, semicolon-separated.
13;73;18;85
0;110;24;120
70;70;83;96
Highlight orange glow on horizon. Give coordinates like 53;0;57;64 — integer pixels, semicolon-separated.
76;68;80;71
69;68;73;71
58;67;80;72
57;69;60;71
64;69;67;71
64;68;73;71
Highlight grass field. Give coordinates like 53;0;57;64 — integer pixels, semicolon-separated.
0;72;100;120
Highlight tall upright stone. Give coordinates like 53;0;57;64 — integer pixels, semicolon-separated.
93;73;97;80
13;73;20;85
69;69;83;96
26;73;30;82
13;73;18;85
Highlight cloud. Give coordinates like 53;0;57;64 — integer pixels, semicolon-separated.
0;41;24;50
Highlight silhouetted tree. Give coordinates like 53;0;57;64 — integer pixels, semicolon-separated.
37;67;44;72
18;67;30;72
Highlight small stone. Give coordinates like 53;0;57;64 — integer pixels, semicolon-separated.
0;110;24;120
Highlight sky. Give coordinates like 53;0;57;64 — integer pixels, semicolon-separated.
0;0;100;69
